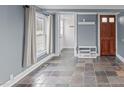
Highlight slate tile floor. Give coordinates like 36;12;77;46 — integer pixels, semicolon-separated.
13;49;124;87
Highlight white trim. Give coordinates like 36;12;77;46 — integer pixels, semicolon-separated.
116;15;118;56
78;46;97;48
55;12;120;15
98;14;100;56
74;13;77;57
77;12;97;15
57;12;97;15
98;13;119;56
117;54;124;63
98;12;120;15
1;54;55;87
77;12;119;15
55;14;60;56
57;12;75;15
57;14;61;56
78;22;95;25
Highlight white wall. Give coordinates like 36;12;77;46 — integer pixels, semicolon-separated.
63;15;75;48
59;18;64;51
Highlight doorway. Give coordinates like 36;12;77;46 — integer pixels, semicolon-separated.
100;15;116;56
58;14;75;55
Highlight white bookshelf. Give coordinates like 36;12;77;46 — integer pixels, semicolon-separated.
78;22;95;25
78;46;97;58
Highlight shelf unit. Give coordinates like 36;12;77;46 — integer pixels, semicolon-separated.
78;46;97;58
78;22;95;25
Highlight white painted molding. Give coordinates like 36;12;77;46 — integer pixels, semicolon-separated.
98;12;120;15
1;54;55;87
78;22;95;25
74;13;77;57
57;12;120;15
116;15;118;56
57;12;75;15
97;53;100;56
117;54;124;63
98;14;100;56
77;12;97;15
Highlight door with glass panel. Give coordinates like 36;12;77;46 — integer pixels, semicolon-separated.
100;15;116;56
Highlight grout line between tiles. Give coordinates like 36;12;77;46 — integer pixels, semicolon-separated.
93;58;98;87
104;70;112;87
83;59;85;87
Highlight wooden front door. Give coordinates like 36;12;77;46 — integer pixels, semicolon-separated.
100;15;116;56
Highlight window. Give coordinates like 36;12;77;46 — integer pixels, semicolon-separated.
36;13;47;58
102;17;107;23
109;17;114;23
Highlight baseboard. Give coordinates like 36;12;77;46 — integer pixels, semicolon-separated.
116;54;124;63
1;54;55;87
54;53;60;57
97;53;100;56
62;48;74;49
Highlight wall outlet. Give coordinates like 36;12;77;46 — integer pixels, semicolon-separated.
10;74;14;80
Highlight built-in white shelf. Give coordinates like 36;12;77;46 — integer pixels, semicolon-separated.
78;22;95;25
78;46;97;58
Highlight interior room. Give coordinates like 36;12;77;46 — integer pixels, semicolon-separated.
59;14;75;54
1;5;124;87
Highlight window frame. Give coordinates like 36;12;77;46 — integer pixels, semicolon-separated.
102;17;108;23
109;17;115;23
35;12;47;58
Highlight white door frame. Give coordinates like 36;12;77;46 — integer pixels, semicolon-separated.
74;13;77;57
97;13;119;56
55;13;75;56
55;14;60;56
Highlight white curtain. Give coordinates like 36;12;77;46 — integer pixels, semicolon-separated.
23;6;37;67
46;15;53;54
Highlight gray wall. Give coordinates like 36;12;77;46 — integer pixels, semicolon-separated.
0;6;24;83
77;14;97;47
117;12;124;58
1;6;124;83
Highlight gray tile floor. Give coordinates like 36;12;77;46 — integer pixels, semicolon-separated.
13;49;124;87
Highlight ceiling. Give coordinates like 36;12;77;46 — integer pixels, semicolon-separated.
37;5;124;14
38;5;124;9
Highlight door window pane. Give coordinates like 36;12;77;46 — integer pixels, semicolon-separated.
109;17;114;23
102;17;107;23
